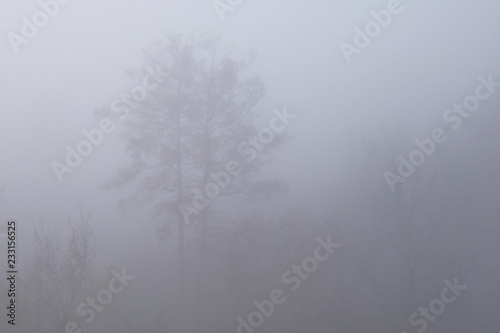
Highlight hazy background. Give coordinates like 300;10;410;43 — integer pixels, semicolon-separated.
1;1;500;332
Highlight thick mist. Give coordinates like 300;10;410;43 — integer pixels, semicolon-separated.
1;1;500;332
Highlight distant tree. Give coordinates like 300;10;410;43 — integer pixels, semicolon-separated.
346;125;478;332
18;207;95;333
96;33;289;332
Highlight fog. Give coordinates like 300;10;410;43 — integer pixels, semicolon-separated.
1;0;500;332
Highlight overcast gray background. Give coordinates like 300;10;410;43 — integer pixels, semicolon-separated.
1;1;500;332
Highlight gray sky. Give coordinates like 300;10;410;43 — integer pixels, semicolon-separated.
1;0;500;243
1;2;500;326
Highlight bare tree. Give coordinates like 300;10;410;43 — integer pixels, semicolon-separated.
19;207;95;333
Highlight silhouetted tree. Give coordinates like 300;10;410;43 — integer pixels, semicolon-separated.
97;33;289;332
